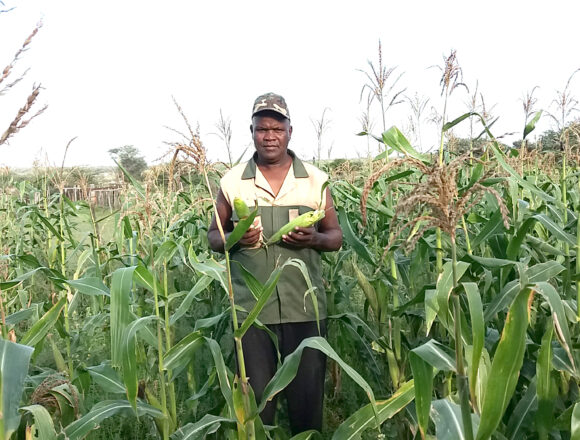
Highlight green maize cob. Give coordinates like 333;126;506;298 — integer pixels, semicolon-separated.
266;209;325;245
233;197;250;219
352;261;378;315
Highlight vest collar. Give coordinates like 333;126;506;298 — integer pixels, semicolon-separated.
241;149;309;179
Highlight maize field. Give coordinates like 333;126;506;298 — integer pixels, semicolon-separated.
2;106;580;439
2;38;580;439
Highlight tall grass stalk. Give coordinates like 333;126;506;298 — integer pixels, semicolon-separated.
359;40;406;159
150;243;170;440
0;23;47;147
562;149;571;297
202;169;256;437
435;50;466;273
577;191;580;321
170;99;256;436
0;288;6;340
547;70;579;298
363;152;509;438
56;139;76;378
451;236;473;440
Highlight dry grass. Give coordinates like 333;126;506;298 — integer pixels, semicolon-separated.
30;374;80;418
547;68;580;131
359;40;406;131
0;83;47;146
438;49;467;97
1;23;47;146
0;24;40;91
164;97;212;190
331;159;386;184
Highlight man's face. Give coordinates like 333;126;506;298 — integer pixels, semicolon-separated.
251;113;292;163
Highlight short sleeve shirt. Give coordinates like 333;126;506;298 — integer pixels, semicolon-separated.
220;150;328;324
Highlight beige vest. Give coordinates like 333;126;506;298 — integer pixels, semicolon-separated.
220;150;328;324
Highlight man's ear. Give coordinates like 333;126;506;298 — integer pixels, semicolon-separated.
250;124;254;134
289;125;293;138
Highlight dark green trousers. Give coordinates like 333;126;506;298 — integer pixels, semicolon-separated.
241;320;327;434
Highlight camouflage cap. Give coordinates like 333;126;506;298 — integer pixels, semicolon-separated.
251;92;290;120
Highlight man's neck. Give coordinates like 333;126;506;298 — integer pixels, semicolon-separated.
254;152;293;197
255;152;292;170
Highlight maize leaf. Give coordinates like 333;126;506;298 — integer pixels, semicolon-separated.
476;287;532;440
331;380;415;439
572;403;580;440
523;110;542;139
505;378;537;440
110;266;136;368
536;319;556;438
170;414;231;439
121;316;157;412
337;206;375;266
21;296;66;347
464;282;484;405
65;277;110;296
225;206;258;251
235;258;318;338
20;405;57;440
64;400;164;439
163;330;203;377
431;398;479;440
0;339;34;439
409;351;432;439
260;337;378;426
86;363;125;394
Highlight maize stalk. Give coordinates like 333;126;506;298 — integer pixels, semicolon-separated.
265;209;325;246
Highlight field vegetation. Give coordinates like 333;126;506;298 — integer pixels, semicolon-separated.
2;27;580;440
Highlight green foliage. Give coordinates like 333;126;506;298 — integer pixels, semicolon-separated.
513;123;580;152
108;145;148;180
3;114;580;439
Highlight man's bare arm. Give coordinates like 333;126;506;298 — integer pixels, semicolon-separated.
208;189;262;253
207;190;232;253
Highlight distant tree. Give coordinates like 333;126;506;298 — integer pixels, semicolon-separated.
446;136;488;155
537;130;562;151
513;128;577;152
108;145;147;179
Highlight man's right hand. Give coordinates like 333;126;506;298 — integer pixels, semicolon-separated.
238;219;263;247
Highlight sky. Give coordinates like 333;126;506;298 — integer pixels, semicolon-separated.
1;0;579;169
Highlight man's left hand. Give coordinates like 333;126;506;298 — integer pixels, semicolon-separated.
282;226;318;248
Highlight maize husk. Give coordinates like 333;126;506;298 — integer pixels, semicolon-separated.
225;199;258;251
352;261;378;315
265;209;325;245
233;197;250;219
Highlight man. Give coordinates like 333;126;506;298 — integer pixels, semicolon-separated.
207;92;342;434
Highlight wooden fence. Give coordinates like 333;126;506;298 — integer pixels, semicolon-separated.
62;185;123;208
